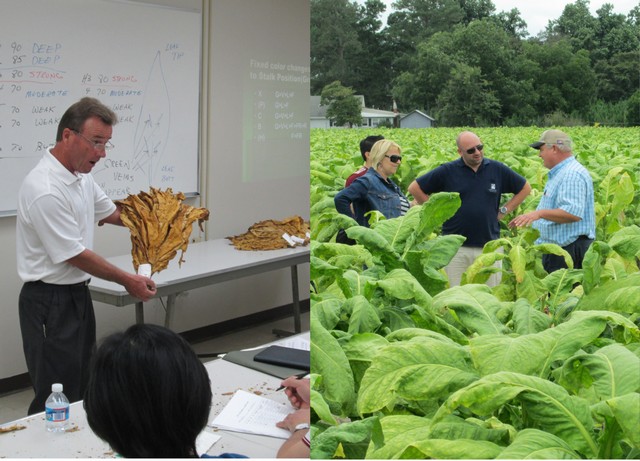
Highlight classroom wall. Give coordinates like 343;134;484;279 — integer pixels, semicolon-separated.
0;0;310;385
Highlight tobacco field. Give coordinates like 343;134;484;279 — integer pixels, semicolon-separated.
308;127;640;459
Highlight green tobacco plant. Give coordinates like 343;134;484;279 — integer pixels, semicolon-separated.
310;127;640;459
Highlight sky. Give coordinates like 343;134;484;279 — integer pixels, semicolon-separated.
356;0;639;36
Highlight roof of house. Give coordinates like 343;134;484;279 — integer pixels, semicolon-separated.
311;95;397;119
400;109;435;121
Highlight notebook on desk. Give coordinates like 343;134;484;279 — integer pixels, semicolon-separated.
253;345;310;371
222;347;304;378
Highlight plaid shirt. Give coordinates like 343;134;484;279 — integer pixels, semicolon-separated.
533;156;595;247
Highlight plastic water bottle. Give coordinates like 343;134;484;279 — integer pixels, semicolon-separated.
45;383;70;432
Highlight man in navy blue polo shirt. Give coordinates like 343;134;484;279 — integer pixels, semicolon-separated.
408;131;531;286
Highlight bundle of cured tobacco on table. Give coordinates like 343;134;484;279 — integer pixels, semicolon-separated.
227;215;310;250
116;187;209;275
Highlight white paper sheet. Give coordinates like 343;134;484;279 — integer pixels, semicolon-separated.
278;338;310;351
209;390;292;439
196;430;221;455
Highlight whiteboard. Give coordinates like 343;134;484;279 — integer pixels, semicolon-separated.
0;0;201;214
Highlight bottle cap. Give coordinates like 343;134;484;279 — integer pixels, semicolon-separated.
52;383;63;392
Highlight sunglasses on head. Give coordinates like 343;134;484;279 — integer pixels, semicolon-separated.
465;144;484;155
385;154;402;163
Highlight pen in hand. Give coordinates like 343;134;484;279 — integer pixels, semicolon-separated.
276;371;308;391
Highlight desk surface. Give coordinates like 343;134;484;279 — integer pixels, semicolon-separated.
0;332;309;458
89;238;309;307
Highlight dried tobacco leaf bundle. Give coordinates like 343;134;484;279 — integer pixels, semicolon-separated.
116;187;209;274
227;216;310;250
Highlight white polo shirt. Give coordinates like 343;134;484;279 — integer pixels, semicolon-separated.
16;148;116;284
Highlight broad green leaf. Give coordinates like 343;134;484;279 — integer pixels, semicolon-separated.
395;438;502;459
311;416;379;459
435;371;599;457
340;333;389;391
575;273;640;313
379;306;416;332
602;286;640;314
432;284;508;335
403;192;462;251
366;415;506;459
410;304;471;345
554;344;640;402
470;311;618;378
344;295;382;334
516;270;548;303
310;254;342;279
509;244;528;283
543;269;583;308
511;298;552;335
403;235;465;294
411;234;466;268
337;269;377;299
371;205;422;253
311;297;342;330
386;327;460;346
342;333;389;363
462;252;504;284
365;415;432;459
609;225;640;260
358;339;478;414
310;196;338;217
581;241;611;294
311;241;374;269
534;243;574;269
346;225;400;260
369;268;433;308
310;387;338;426
496;428;581;459
310;317;356;416
605;393;640;448
429;415;512;445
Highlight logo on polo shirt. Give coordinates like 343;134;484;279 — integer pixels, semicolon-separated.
490;183;497;192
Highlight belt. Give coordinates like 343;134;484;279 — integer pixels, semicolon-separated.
29;279;91;287
70;279;92;287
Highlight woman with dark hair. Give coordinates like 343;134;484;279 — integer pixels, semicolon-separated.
83;324;244;458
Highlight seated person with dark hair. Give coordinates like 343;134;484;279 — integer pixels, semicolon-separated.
84;324;245;458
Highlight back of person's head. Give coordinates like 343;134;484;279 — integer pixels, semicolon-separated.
56;97;118;141
369;139;401;167
359;135;385;161
84;324;211;458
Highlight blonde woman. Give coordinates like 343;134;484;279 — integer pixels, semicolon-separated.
334;139;409;227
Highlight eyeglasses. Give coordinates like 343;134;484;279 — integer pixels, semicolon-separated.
465;144;483;155
72;130;115;151
385;154;402;163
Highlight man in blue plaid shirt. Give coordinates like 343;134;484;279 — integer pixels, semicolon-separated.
509;130;595;273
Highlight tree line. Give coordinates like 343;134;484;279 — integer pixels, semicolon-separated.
311;0;640;127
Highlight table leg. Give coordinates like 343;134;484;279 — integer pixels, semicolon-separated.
272;264;301;337
135;301;144;324
165;293;178;329
291;264;301;333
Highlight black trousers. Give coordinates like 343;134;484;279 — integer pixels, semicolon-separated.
18;281;96;415
542;235;594;273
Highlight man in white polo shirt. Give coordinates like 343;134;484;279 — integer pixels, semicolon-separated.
16;97;157;414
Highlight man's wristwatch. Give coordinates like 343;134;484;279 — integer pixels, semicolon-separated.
293;423;310;432
499;206;508;214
